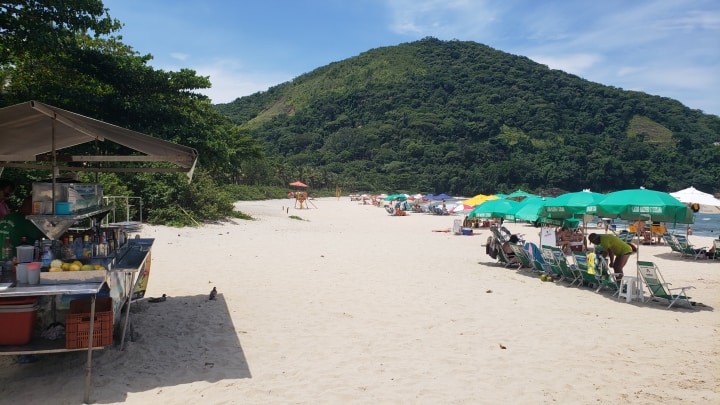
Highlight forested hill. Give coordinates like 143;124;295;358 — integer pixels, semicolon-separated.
216;37;720;196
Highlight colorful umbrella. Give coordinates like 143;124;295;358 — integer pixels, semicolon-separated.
468;199;519;220
461;194;498;207
289;181;308;188
450;203;474;214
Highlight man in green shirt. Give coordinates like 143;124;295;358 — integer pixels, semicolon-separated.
588;233;635;280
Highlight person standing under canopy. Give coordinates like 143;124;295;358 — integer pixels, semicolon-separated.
587;233;635;280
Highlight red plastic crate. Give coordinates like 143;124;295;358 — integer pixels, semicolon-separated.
65;297;113;349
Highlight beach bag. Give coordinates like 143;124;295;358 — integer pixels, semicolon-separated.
486;236;499;259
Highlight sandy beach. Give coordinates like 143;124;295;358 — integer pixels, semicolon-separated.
1;197;719;404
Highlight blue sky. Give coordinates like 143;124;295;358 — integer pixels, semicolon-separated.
103;0;720;116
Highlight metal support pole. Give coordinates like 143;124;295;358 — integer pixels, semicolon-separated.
83;294;97;404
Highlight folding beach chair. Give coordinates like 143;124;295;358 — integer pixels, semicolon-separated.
589;253;619;295
509;244;534;270
712;240;720;260
637;261;695;308
495;244;520;269
662;234;683;255
490;226;509;244
545;245;581;286
671;234;707;260
524;242;550;274
571;252;599;289
617;230;636;243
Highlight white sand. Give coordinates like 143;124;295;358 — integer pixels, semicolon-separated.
1;197;719;404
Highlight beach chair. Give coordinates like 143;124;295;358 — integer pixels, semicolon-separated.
552;247;582;287
543;245;581;286
509;244;534;270
590;253;619;295
523;242;549;272
540;245;563;279
712;240;720;260
662;234;683;255
571;252;599;289
617;230;636;243
637;261;695;308
490;226;509;244
671;234;707;259
541;245;579;284
496;243;521;269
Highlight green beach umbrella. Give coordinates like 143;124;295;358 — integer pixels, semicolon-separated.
541;190;606;219
506;189;537;201
468;199;520;220
593;188;694;224
384;193;407;201
511;196;553;222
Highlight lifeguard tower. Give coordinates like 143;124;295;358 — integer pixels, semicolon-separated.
289;181;316;209
295;190;308;209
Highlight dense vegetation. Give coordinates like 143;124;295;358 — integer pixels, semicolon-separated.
217;38;720;196
0;1;263;225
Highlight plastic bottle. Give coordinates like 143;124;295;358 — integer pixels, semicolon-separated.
82;235;93;258
2;237;14;261
74;235;84;259
61;236;75;260
33;239;40;261
96;234;108;257
41;246;52;270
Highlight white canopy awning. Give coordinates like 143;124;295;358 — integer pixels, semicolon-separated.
670;186;720;207
0;101;198;180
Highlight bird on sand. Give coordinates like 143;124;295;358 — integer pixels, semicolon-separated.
209;287;217;300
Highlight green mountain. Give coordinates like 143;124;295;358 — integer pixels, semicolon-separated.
216;37;720;196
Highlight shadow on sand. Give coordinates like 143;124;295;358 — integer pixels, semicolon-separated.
0;293;250;404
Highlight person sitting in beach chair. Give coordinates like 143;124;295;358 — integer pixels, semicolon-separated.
394;201;407;216
494;235;521;268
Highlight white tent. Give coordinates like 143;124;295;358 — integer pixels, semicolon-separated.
0;100;198;180
670;186;720;209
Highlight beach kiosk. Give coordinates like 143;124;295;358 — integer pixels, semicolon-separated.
0;101;198;403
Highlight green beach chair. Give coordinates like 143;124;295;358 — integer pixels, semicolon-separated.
662;233;683;255
637;261;695;309
509;244;534;271
590;253;619;295
496;244;521;269
571;252;599;289
546;245;581;286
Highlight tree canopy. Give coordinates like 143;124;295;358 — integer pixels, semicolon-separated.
0;1;263;224
216;38;720;196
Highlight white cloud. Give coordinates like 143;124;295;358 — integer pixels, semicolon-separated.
193;60;294;104
386;0;496;38
170;52;189;61
528;53;602;76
